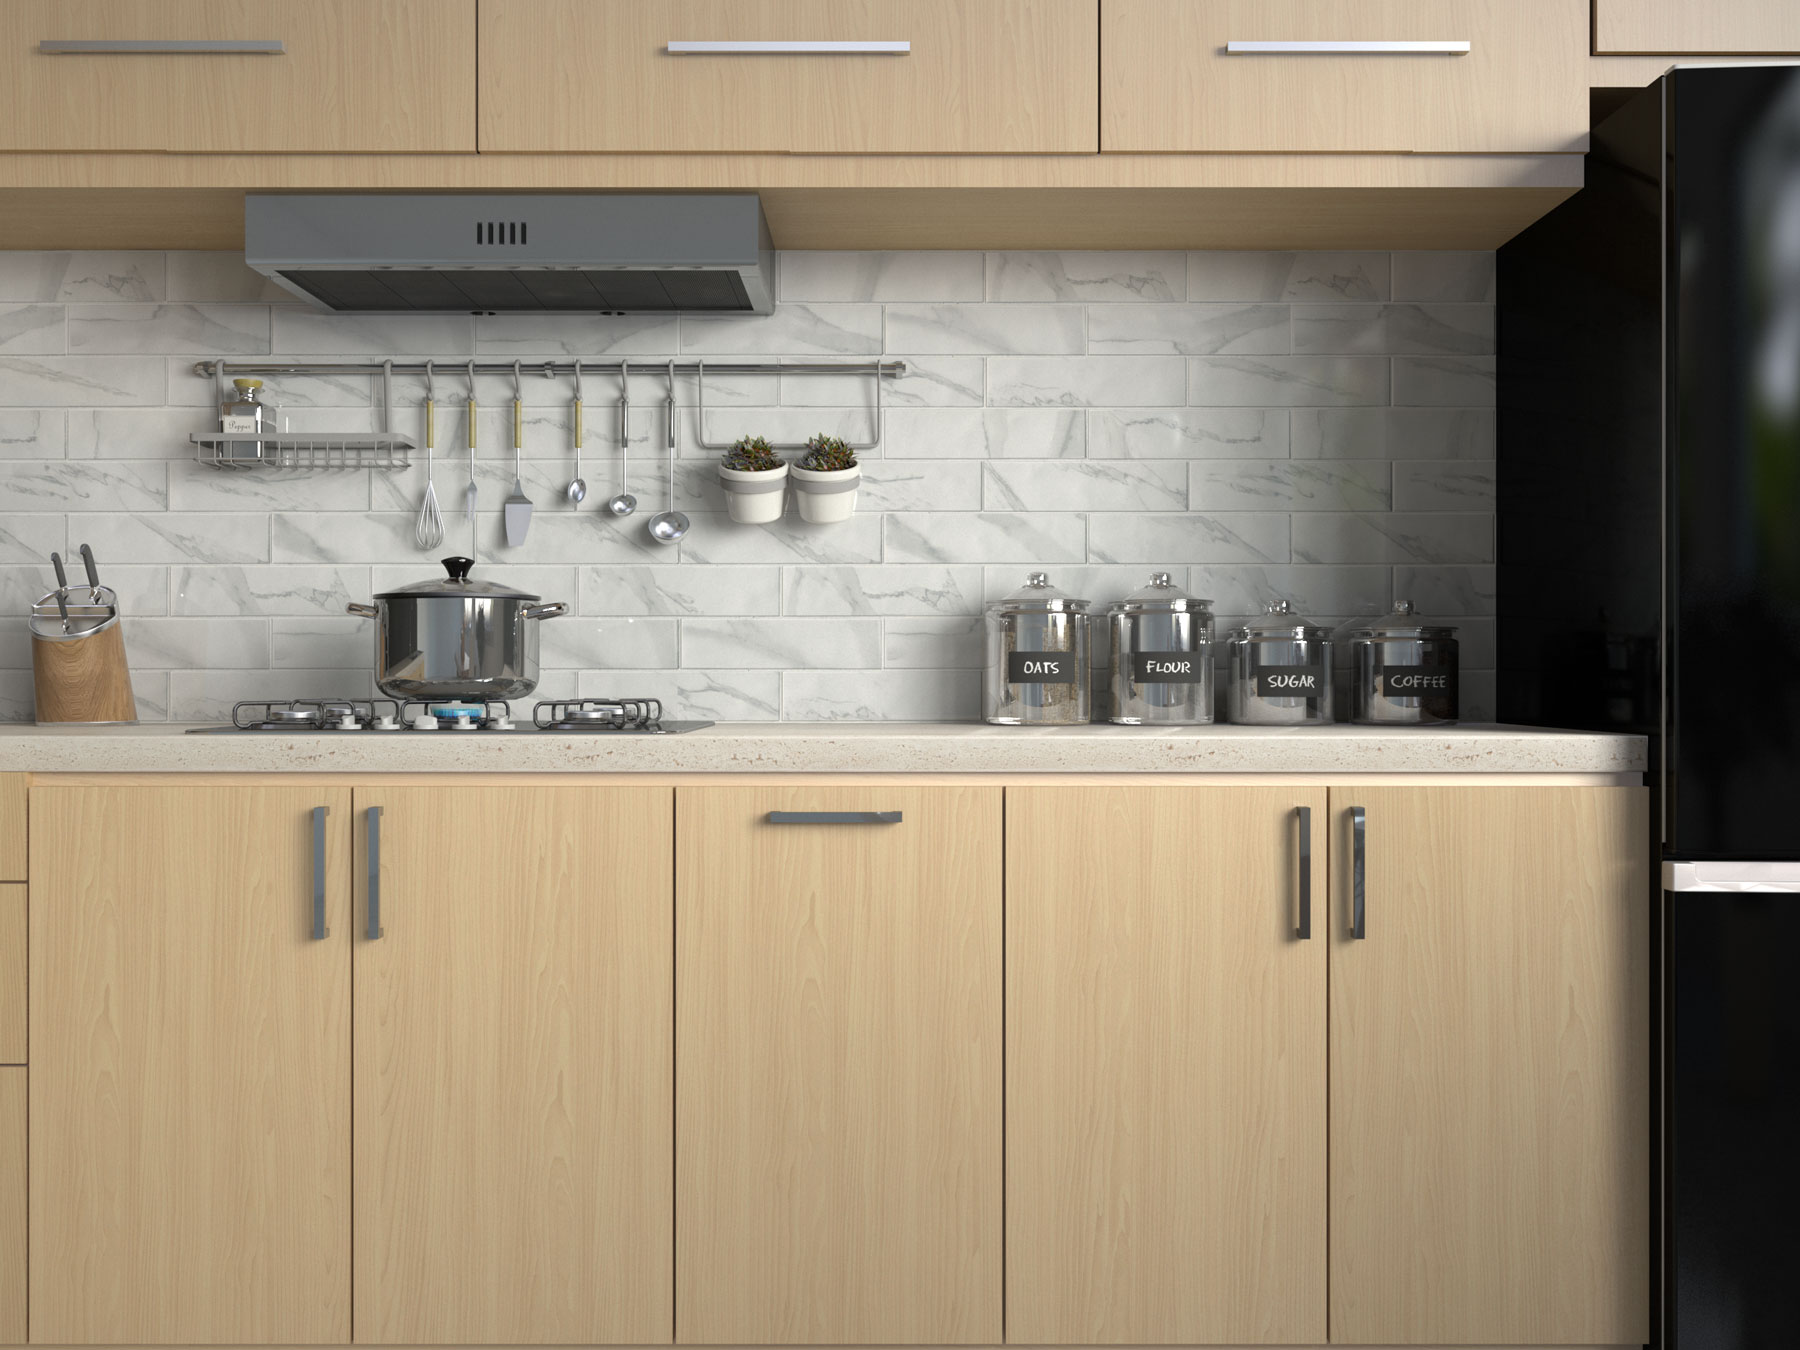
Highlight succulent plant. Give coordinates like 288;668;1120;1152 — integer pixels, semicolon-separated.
722;435;783;472
799;434;858;472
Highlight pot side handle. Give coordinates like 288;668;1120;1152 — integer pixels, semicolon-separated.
523;602;570;621
347;603;379;618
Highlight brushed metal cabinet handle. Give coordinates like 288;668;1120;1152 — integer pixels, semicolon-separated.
767;810;903;824
311;806;330;940
39;39;286;54
366;806;384;940
1350;806;1367;939
668;40;910;54
1226;40;1469;54
1295;805;1312;940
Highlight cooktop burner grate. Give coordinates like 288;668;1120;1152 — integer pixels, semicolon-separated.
193;695;711;734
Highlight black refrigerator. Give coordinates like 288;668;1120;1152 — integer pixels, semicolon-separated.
1499;67;1800;1349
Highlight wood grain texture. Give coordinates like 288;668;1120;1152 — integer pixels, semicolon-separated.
29;784;351;1344
1006;786;1327;1345
1104;0;1589;152
0;1069;21;1344
0;1;475;152
480;0;1097;153
0;889;21;1065
1328;786;1650;1345
0;778;21;883
352;786;673;1345
1597;0;1800;54
675;786;1002;1345
30;622;137;726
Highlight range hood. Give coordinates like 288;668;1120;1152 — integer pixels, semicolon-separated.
245;193;774;314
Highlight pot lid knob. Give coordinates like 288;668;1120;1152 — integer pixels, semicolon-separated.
442;556;474;582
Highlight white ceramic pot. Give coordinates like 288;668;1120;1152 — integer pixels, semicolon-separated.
791;464;861;523
718;462;788;524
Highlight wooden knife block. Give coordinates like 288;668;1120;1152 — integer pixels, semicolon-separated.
32;620;137;724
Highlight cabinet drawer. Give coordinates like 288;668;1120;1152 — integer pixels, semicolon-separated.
0;1071;18;1344
1103;0;1587;152
481;0;1098;153
1597;0;1800;54
0;1;475;152
0;779;18;883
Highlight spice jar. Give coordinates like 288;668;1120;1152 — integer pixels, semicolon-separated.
1106;572;1214;725
1348;601;1459;725
984;573;1091;725
1227;600;1333;725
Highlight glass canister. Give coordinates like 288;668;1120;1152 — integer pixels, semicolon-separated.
1106;572;1214;725
1348;601;1459;725
1227;600;1333;725
984;573;1091;725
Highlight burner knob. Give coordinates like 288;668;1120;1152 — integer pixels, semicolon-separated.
410;713;439;731
334;713;360;730
372;715;400;731
451;713;476;730
489;714;514;730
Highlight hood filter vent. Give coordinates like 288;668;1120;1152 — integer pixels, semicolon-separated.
276;267;754;313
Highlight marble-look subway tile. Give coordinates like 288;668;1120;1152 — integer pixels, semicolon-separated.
1290;407;1496;459
1188;356;1388;407
0;670;31;722
579;564;781;616
1088;408;1288;459
778;251;984;302
1393;356;1496;407
1087;513;1289;565
989;356;1185;408
165;360;369;409
676;513;884;565
172;461;370;511
0;563;166;615
854;460;983;512
69;511;266;564
376;564;574;603
577;666;782;720
1293;303;1492;356
1188;564;1391;618
885;303;1084;355
783;668;979;721
170;668;373;721
700;407;886;449
679;304;882;355
985;251;1184;302
0;252;164;302
882;408;1084;459
68;408;212;459
883;615;985;669
272;310;475;356
883;511;1085;564
1392;564;1495;615
682;617;882;670
474;314;680;355
780;356;984;408
1190;460;1391;512
539;616;679;670
1461;669;1496;722
1187;251;1390;302
271;512;440;564
1392;251;1496;303
68;304;270;355
127;617;268;670
0;410;63;459
783;564;983;615
0;459;166;510
0;357;164;406
1393;460;1496;511
1290;513;1492;564
165;252;290;302
1087;303;1289;355
0;304;63;355
173;564;368;616
271;616;367;670
0;515;65;563
984;460;1187;512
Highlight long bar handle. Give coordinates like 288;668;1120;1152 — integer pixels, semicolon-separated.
1295;805;1312;940
767;811;902;825
366;806;384;940
1350;806;1367;939
669;40;909;54
40;39;285;54
311;806;330;940
1227;40;1469;54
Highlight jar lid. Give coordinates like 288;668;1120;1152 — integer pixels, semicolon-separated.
1105;571;1213;615
987;572;1090;615
1345;600;1458;640
1232;599;1329;641
374;556;541;601
232;378;263;391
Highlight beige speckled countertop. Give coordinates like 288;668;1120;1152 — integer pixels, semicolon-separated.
0;722;1648;777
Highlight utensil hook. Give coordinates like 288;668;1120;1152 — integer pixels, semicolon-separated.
619;358;631;480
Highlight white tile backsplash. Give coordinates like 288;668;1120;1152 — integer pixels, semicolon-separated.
0;248;1498;721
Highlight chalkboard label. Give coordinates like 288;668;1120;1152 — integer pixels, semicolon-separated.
1382;665;1458;698
1007;651;1077;684
1253;664;1323;697
1133;651;1206;683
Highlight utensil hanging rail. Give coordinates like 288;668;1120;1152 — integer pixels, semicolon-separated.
191;359;909;379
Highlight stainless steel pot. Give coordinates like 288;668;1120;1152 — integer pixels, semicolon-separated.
346;556;568;700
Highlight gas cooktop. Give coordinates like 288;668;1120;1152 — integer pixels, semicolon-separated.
186;697;713;734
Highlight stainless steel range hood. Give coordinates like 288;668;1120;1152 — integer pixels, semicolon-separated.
245;193;774;314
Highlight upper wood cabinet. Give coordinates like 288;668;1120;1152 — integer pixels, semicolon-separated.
1103;0;1589;152
1328;785;1649;1345
479;0;1099;153
675;786;1003;1345
29;783;352;1344
1007;785;1327;1345
0;1;475;152
352;786;673;1345
1596;0;1800;54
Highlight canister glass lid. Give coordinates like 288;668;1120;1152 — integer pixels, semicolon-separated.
1233;599;1329;641
989;572;1090;615
1345;600;1457;640
1105;571;1213;615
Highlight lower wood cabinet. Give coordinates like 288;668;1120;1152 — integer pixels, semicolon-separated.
0;1069;22;1345
674;786;1003;1344
1328;785;1650;1345
1007;785;1328;1345
29;783;353;1344
352;785;673;1344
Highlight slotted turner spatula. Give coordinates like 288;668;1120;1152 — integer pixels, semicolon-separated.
503;360;533;547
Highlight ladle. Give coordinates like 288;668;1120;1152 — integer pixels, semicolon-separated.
647;361;689;544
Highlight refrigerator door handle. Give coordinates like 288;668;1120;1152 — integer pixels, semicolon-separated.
1664;860;1800;892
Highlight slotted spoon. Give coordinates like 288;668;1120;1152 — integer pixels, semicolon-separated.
414;361;444;550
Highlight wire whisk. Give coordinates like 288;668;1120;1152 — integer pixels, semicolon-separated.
415;360;444;550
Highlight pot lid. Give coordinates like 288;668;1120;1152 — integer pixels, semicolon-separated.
988;572;1089;615
1345;600;1458;640
374;556;541;601
1106;571;1212;615
1232;599;1328;641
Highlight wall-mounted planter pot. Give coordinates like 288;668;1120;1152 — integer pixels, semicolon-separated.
719;462;789;523
791;464;861;523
